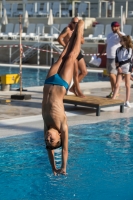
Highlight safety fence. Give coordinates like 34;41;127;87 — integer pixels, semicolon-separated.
0;44;107;56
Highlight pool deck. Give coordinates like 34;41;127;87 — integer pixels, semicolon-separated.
0;80;133;138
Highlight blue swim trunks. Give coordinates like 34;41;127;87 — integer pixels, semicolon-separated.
44;74;69;90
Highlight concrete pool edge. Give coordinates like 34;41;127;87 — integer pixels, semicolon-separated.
0;63;104;73
0;110;133;139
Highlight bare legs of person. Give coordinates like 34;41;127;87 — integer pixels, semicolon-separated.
106;73;117;98
125;74;131;102
45;20;85;97
42;20;85;175
69;58;87;96
112;73;131;105
110;73;117;93
112;74;122;99
58;21;85;98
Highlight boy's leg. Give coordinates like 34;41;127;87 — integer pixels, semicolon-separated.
46;20;84;79
46;25;79;79
59;20;84;85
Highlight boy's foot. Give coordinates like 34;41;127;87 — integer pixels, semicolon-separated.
124;101;131;108
106;92;113;98
77;20;84;36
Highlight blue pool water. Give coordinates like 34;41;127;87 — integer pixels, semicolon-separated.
0;118;133;200
0;66;109;88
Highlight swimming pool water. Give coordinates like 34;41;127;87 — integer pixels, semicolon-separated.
0;118;133;200
0;66;109;88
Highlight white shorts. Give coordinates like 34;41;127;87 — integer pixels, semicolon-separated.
121;64;130;74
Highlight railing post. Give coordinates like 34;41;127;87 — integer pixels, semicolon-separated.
121;6;123;32
125;1;128;18
0;2;2;18
59;2;61;17
9;46;12;64
112;1;115;18
105;1;108;18
37;27;40;66
98;0;101;18
50;42;53;66
72;1;75;17
88;2;90;17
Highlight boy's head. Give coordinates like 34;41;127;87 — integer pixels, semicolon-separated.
45;128;62;150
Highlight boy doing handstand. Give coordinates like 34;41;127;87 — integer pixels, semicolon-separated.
42;20;85;175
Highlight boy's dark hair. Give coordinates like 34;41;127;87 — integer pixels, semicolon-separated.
46;139;62;150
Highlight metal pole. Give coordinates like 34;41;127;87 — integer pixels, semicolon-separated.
19;15;23;95
98;0;101;18
50;42;53;65
112;1;115;18
37;27;40;65
125;1;128;18
88;2;90;17
72;1;75;17
121;6;123;32
50;25;53;65
23;0;26;18
59;2;61;17
0;2;2;18
46;45;48;65
35;2;37;17
105;1;108;18
9;46;12;64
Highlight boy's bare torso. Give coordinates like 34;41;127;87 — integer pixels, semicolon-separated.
42;85;67;131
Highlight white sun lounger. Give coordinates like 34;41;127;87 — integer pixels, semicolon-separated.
0;23;14;39
38;2;50;17
4;3;11;16
85;24;104;41
60;24;68;32
52;2;60;17
77;2;87;17
35;24;45;36
11;3;18;16
24;24;36;40
123;24;132;36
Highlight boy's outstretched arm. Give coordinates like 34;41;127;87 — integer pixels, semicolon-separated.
57;120;68;175
47;149;58;175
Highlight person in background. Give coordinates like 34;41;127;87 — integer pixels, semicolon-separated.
42;20;85;176
99;21;125;98
57;17;88;96
112;35;133;107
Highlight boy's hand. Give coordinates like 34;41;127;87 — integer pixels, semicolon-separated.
58;168;67;175
54;168;67;176
53;168;58;176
